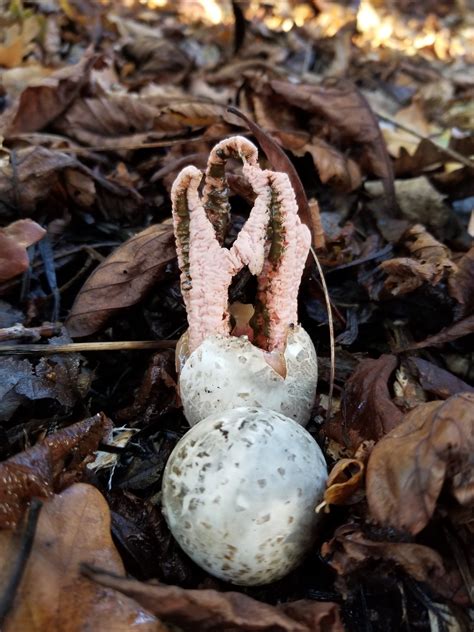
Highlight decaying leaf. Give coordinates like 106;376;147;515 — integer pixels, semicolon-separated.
0;219;46;282
331;354;403;449
0;413;112;528
270;79;396;207
380;224;456;295
366;393;474;535
0;49;97;138
82;566;344;632
54;95;224;147
448;246;474;318
66;221;176;337
0;336;91;421
0;484;164;631
398;315;474;352
410;357;474;399
322;524;445;586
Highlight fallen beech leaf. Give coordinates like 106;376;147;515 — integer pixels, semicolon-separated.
380;224;456;295
0;49;97;138
270;79;396;208
0;413;112;528
322;524;445;585
54;95;223;147
323;459;365;507
82;566;343;632
448;246;474;318
397;315;474;352
410;357;474;399
366;393;474;535
66;221;175;337
330;355;403;449
0;219;46;282
0;484;164;631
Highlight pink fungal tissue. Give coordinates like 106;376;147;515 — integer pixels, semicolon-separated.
171;136;311;356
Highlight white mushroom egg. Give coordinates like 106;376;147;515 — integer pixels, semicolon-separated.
162;406;327;586
179;325;318;427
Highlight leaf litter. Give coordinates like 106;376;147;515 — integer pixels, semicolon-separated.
0;1;473;631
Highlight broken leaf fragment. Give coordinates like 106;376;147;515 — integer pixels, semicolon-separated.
0;483;163;631
366;393;474;535
0;219;46;282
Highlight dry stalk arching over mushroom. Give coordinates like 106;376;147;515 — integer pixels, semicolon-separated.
162;135;327;586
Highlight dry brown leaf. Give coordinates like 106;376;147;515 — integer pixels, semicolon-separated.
380;224;456;295
270;79;396;207
329;354;403;449
410;357;474;399
82;566;344;632
448;246;474;318
397;315;474;352
0;484;164;631
366;393;474;535
322;524;445;585
323;459;365;507
54;95;223;147
66;221;175;337
0;49;97;138
0;219;46;282
0;413;112;528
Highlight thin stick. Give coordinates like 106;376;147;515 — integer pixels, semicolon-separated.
310;247;335;424
0;340;177;355
375;111;474;169
0;499;42;625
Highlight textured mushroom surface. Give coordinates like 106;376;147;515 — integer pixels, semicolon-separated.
179;325;318;427
162;407;327;586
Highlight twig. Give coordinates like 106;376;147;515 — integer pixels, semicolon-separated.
0;323;61;343
0;499;42;626
375;110;474;169
0;340;177;355
310;247;335;424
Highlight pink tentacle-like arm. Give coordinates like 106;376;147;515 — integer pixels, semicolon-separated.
202;136;259;245
251;171;311;353
172;166;234;352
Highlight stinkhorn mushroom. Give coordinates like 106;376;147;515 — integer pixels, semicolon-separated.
161;136;327;587
162;407;327;585
171;136;317;427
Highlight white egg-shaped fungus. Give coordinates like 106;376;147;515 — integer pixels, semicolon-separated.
162;406;327;586
179;325;317;427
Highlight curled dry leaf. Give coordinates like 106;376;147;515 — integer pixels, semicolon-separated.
322;459;365;508
0;413;112;528
0;219;46;282
409;357;474;399
366;393;474;535
380;224;456;295
0;49;97;138
66;221;175;337
0;484;163;631
54;95;224;147
448;246;474;318
82;566;344;632
322;524;445;589
397;314;474;352
328;354;403;449
269;79;395;207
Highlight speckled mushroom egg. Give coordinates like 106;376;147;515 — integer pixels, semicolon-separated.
161;406;327;586
179;325;318;427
